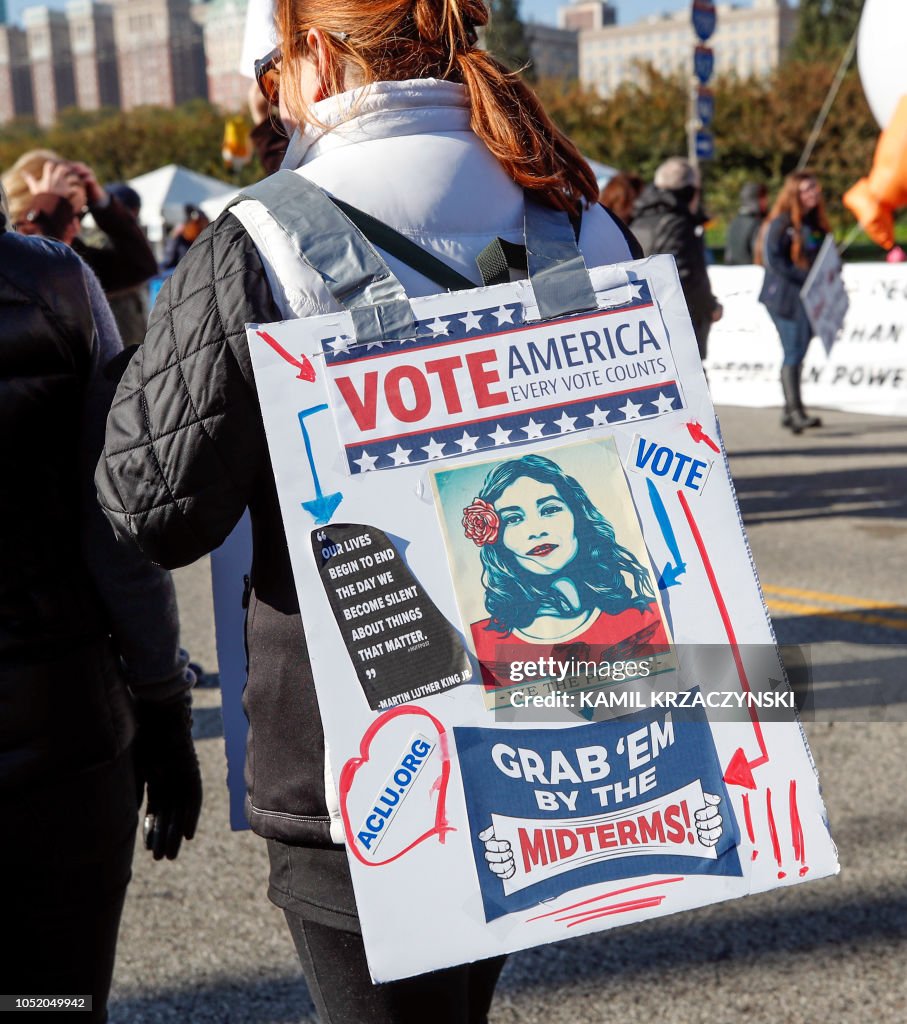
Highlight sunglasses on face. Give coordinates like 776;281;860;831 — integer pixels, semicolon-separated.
254;31;350;104
254;46;282;104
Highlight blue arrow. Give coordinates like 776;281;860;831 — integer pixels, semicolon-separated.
298;405;344;525
646;478;686;589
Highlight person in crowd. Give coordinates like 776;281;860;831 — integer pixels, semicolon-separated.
724;181;767;265
83;182;153;346
599;171;643;227
2;150;159;297
249;80;289;175
96;1;636;1020
0;182;202;1023
757;171;829;433
162;204;210;269
632;156;723;359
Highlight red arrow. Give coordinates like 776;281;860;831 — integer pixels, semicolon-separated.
685;420;720;452
256;329;316;382
677;490;769;789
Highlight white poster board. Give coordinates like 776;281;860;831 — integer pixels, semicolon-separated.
705;263;907;415
800;236;849;355
247;254;838;982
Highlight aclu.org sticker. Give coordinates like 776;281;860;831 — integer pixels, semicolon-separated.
455;693;740;922
356;733;436;857
340;707;453;866
313;524;473;710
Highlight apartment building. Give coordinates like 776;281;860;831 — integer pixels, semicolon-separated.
24;5;76;125
113;0;206;109
67;0;120;110
0;23;34;122
571;0;798;96
197;0;247;111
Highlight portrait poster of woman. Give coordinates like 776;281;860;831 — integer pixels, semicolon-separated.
430;438;673;703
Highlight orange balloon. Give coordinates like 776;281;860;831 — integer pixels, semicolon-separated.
844;93;907;249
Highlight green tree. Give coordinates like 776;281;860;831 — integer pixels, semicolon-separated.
790;0;863;59
483;0;533;75
0;101;265;187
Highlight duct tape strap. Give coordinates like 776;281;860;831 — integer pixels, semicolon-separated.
524;197;597;320
231;170;416;345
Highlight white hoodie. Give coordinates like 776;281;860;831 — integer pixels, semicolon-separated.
232;78;632;318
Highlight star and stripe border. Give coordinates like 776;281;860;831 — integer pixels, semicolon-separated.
319;280;654;365
344;380;683;474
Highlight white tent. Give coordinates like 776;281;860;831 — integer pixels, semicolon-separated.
126;164;239;243
199;187;242;222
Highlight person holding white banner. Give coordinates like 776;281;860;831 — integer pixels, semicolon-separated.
97;0;637;1018
757;171;830;432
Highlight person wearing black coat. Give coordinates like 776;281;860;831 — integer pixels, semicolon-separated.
0;185;201;1022
724;181;767;265
757;171;829;433
631;157;722;359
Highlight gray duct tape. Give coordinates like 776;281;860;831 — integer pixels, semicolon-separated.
524;199;597;319
232;170;416;344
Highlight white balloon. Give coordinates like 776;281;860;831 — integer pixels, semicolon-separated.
857;0;907;128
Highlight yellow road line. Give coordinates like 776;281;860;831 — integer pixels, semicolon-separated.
766;598;907;632
762;584;905;612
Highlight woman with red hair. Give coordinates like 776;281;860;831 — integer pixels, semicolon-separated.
98;3;636;1018
758;171;831;432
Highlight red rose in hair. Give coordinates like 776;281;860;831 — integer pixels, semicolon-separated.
462;498;500;547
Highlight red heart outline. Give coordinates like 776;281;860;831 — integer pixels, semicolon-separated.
339;705;455;867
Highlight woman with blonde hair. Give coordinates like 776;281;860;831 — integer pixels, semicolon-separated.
97;2;635;1017
758;170;831;432
2;148;157;295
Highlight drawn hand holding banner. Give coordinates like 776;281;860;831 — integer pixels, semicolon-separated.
247;254;838;982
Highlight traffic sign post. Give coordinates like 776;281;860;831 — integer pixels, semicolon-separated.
696;130;715;161
689;2;717;168
696;87;715;127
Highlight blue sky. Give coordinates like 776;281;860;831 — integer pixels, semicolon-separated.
8;1;739;28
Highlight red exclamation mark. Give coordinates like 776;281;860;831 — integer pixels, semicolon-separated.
789;779;808;877
681;800;695;844
742;792;758;861
766;788;785;879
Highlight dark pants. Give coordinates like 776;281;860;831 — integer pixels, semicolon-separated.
268;840;506;1024
768;305;812;366
285;911;505;1024
692;310;713;361
0;749;137;1023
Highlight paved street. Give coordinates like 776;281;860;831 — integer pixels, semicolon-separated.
108;405;907;1024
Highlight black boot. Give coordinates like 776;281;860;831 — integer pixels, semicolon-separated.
792;364;822;428
780;366;808;433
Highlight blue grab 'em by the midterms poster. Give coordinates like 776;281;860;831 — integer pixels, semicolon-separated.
456;697;740;921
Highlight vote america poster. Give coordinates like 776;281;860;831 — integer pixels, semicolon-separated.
247;253;838;983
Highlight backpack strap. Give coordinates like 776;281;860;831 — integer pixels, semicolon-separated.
230;170;416;345
524;197;597;319
474;209;585;287
232;171;598;329
330;196;478;293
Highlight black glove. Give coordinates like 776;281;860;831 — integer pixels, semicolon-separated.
133;693;203;860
